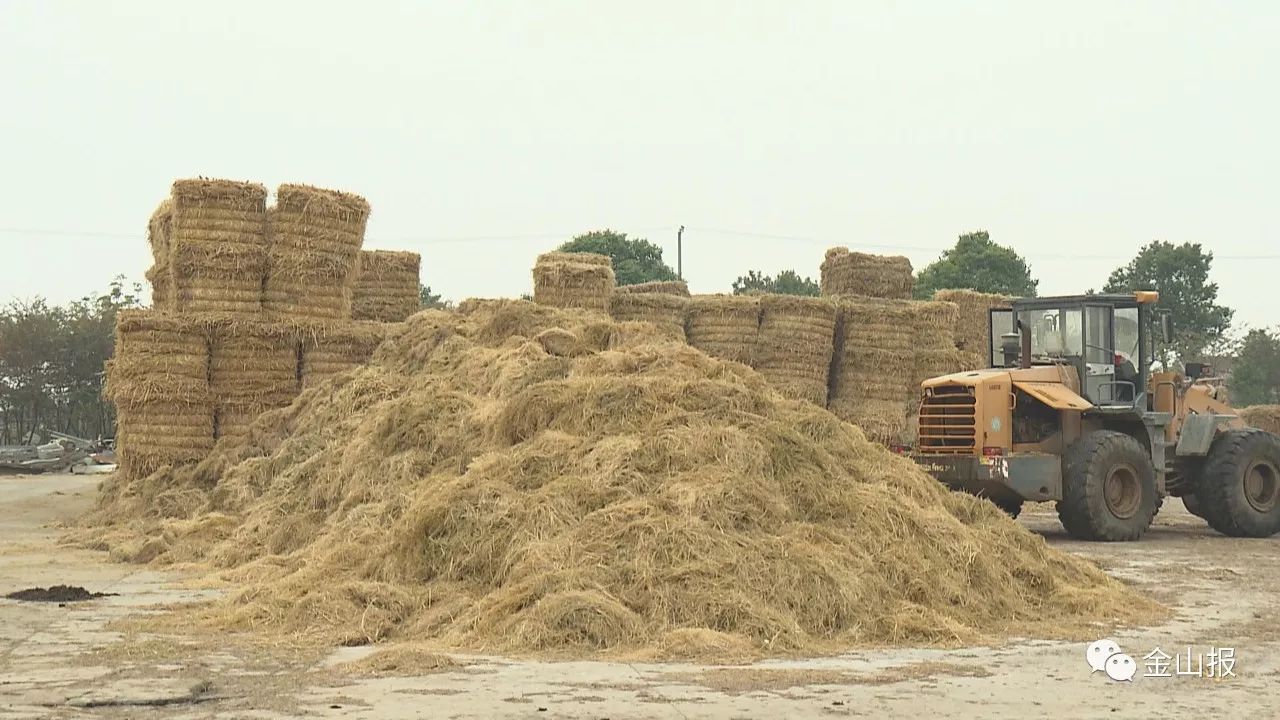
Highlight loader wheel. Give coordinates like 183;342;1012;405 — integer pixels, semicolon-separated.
1057;430;1158;541
993;498;1023;519
1195;430;1280;538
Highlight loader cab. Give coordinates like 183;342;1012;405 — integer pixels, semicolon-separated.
988;292;1160;408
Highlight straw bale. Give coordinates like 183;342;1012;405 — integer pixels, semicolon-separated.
614;280;690;297
828;298;918;443
607;293;689;341
685;295;760;366
300;321;391;388
820;247;914;299
106;310;214;478
78;300;1161;659
536;251;612;267
907;301;959;351
533;256;616;312
933;289;1012;352
263;184;371;320
169;179;269;315
202;316;300;439
755;295;837;406
1239;406;1280;436
146;200;174;311
352;250;422;323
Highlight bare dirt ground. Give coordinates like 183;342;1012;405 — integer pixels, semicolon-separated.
2;473;1277;719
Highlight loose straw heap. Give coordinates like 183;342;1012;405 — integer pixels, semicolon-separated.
263;184;371;320
353;250;421;323
81;300;1162;661
168;179;269;315
820;248;914;299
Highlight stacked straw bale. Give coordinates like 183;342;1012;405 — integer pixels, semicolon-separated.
300;322;392;389
933;289;1012;353
145;201;174;311
820;248;914;299
685;295;761;367
828;298;916;444
104;310;213;479
206;318;300;441
532;252;616;311
614;280;691;297
263;184;371;320
755;295;838;406
352;250;421;323
1240;406;1280;436
169;179;269;315
607;292;689;340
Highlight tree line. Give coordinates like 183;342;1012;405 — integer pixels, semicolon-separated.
0;278;141;445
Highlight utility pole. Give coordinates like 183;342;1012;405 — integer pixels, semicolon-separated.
677;225;685;280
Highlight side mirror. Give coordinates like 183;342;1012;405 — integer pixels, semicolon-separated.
1159;313;1174;344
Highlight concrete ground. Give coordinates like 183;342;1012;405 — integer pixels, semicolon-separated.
1;473;1277;719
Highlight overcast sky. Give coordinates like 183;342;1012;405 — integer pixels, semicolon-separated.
1;1;1276;330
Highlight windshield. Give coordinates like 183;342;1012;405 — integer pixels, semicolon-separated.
1115;306;1140;363
1017;308;1083;360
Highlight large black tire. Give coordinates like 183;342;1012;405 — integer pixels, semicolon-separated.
1195;430;1280;538
1181;492;1205;519
993;498;1023;519
1057;430;1159;541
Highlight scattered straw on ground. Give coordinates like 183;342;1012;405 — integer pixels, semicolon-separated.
78;300;1163;663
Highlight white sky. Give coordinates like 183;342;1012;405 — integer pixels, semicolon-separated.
1;1;1276;330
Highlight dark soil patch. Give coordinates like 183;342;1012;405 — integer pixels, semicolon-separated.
4;585;118;602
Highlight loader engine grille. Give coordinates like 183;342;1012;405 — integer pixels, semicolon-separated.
918;385;977;455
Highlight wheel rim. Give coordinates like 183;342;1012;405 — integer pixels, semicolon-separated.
1104;463;1142;519
1243;459;1280;513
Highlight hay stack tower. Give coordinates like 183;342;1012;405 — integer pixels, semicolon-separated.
685;295;761;367
828;298;916;444
532;252;616;311
820;248;914;299
755;295;838;406
352;250;422;323
104;311;213;479
169;180;269;315
263;184;371;320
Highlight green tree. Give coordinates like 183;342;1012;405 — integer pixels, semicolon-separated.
913;231;1039;299
731;269;820;296
1103;241;1234;361
419;284;453;310
1230;328;1280;406
558;230;678;286
0;277;141;444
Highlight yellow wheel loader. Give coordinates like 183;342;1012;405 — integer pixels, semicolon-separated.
911;291;1280;541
